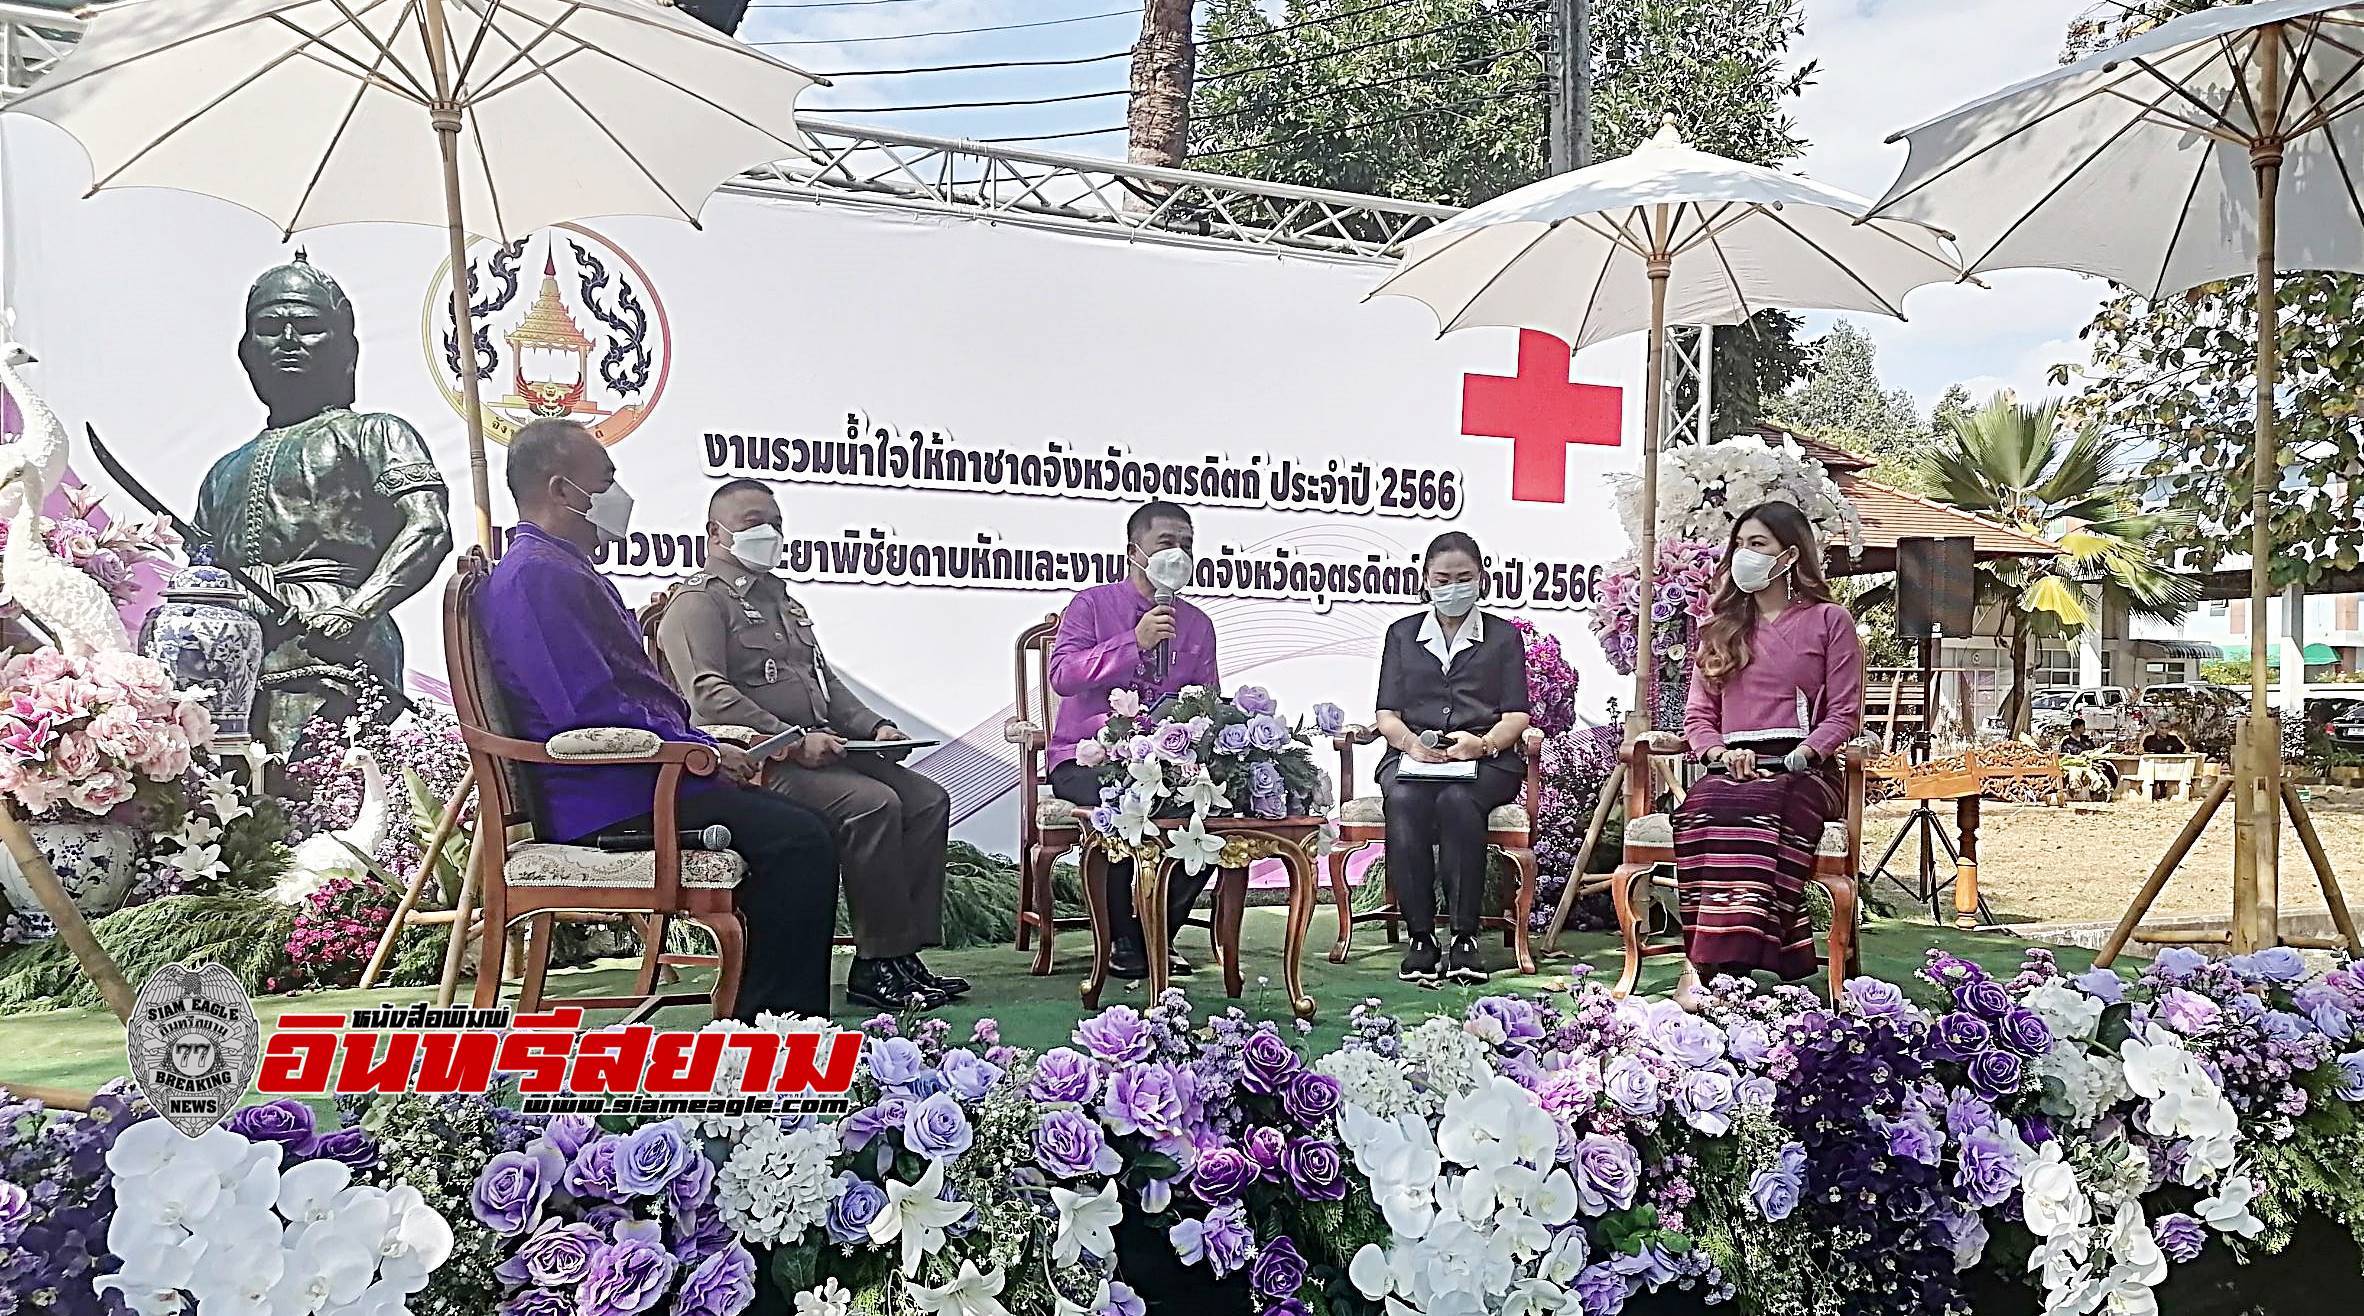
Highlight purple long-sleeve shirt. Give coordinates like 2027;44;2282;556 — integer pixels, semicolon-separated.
1683;599;1865;760
481;522;719;842
1047;579;1220;770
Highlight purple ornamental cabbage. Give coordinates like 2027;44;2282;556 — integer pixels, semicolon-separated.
1036;1109;1122;1179
1030;1047;1103;1105
674;1243;758;1316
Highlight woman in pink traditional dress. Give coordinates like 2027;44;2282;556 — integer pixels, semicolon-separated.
1671;502;1864;1008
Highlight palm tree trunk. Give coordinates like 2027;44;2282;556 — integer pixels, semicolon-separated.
1127;0;1195;169
2002;618;2033;737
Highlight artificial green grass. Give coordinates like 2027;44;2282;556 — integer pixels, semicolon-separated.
0;908;2088;1100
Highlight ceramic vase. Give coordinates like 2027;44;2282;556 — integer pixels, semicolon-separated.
0;820;141;938
140;564;265;746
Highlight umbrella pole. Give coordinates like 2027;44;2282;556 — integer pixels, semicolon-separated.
421;0;496;550
1630;231;1672;733
2232;35;2286;955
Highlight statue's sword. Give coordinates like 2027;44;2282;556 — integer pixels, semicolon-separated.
83;423;413;717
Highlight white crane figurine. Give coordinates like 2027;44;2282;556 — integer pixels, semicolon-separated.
0;325;128;655
274;745;391;903
0;317;70;518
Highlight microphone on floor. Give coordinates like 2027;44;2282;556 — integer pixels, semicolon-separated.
595;826;733;852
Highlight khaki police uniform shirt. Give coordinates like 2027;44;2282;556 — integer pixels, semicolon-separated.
657;569;890;740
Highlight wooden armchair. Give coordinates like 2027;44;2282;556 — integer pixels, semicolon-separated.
1325;726;1546;975
1006;614;1091;974
446;549;747;1019
1609;736;1865;1001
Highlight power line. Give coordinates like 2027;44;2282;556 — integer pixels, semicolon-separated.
817;47;1134;77
747;1;978;9
1200;16;1503;83
816;87;1129;113
1192;90;1543;159
978;124;1129;144
1197;42;1540;121
749;7;1139;46
1199;0;1429;47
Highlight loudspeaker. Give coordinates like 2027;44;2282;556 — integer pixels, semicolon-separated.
1896;536;1976;639
672;0;751;36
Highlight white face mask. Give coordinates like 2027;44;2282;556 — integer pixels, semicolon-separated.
1137;546;1194;595
1430;581;1480;618
1730;547;1790;593
564;477;635;543
728;524;784;570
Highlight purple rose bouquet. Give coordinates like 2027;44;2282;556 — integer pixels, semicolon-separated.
1084;684;1331;844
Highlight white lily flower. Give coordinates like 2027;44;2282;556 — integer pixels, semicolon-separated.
907;1261;1012;1316
1179;771;1230;816
1126;755;1166;792
1050;1180;1123;1267
869;1159;970;1276
1169;816;1227;876
795;1278;853;1316
1114;790;1158;845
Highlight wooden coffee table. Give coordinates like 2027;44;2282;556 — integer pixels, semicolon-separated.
1079;816;1329;1018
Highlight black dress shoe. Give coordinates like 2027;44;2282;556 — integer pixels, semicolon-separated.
1398;936;1441;987
902;955;971;998
1109;938;1150;979
1445;935;1488;985
846;957;951;1013
1166;948;1195;977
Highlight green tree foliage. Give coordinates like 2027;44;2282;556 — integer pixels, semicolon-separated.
1924;396;2198;732
1768;320;1930;486
1190;0;1814;431
2059;0;2364;587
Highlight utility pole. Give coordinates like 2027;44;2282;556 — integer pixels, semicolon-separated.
1128;0;1195;170
1548;0;1591;172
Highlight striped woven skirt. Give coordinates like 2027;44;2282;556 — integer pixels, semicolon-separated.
1671;754;1842;981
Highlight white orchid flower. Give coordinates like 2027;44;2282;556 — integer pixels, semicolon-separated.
225;1141;285;1212
1169;816;1227;876
1349;1244;1396;1300
334;1278;415;1316
277;1160;354;1227
273;1228;380;1315
97;1216;200;1307
370;1186;453;1293
870;1158;970;1276
795;1278;853;1316
1500;1277;1570;1316
907;1261;1012;1316
1540;1228;1589;1285
2019;1144;2092;1239
1050;1180;1122;1267
108;1120;243;1225
189;1235;286;1316
2107;1204;2167;1288
1374;1178;1437;1239
2197;1174;2264;1239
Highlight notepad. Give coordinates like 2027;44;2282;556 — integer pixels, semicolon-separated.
1394;757;1478;780
843;738;939;753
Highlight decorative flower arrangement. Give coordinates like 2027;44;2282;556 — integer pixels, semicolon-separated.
1611;434;1864;557
288;696;471;882
0;648;213;820
16;955;2364;1316
1590;538;1724;680
0;485;184;607
1512;620;1580;739
1528;724;1621;935
1079;685;1337;873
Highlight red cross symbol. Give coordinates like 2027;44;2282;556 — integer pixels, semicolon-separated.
1461;329;1623;503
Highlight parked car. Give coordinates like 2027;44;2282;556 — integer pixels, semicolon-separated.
2029;685;2135;735
2329;705;2364;753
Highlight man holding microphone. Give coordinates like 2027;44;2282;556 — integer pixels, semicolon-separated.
1047;501;1220;978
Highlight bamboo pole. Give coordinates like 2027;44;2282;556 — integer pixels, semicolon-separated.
1545;759;1626;950
0;1079;96;1111
359;767;475;991
435;824;486;1007
0;800;133;1021
2094;776;2232;968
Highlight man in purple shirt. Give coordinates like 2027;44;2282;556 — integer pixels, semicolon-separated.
480;418;840;1020
1048;500;1221;978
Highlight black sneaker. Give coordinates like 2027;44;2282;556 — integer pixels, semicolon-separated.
1398;937;1441;986
902;955;971;999
845;958;950;1013
1445;935;1488;985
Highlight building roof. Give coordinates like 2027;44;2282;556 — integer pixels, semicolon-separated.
1747;423;2064;576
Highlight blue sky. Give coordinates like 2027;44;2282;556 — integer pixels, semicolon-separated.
747;0;2105;412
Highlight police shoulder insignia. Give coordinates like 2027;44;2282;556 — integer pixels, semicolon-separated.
127;961;261;1137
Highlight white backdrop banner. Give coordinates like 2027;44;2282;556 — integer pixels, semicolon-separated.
0;120;1643;840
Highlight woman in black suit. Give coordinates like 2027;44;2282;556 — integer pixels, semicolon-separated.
1372;532;1532;985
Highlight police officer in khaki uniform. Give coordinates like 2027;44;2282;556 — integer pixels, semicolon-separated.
658;479;963;1013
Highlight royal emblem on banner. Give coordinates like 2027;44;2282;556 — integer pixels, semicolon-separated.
127;962;261;1137
422;225;673;448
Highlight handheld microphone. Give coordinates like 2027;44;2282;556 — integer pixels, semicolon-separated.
595;825;733;852
1149;586;1176;683
1418;730;1444;750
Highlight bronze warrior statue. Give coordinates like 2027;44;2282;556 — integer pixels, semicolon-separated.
193;256;454;758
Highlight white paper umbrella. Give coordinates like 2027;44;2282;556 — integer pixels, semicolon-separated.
1866;0;2364;956
5;0;823;544
1371;119;1962;717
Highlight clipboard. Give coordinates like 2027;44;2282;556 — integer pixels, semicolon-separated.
1393;757;1478;780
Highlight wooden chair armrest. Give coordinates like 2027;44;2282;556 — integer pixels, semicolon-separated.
1519;727;1545;761
698;724;762;747
1331;724;1383;750
1620;732;1689;767
462;725;723;774
1004;717;1046;750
